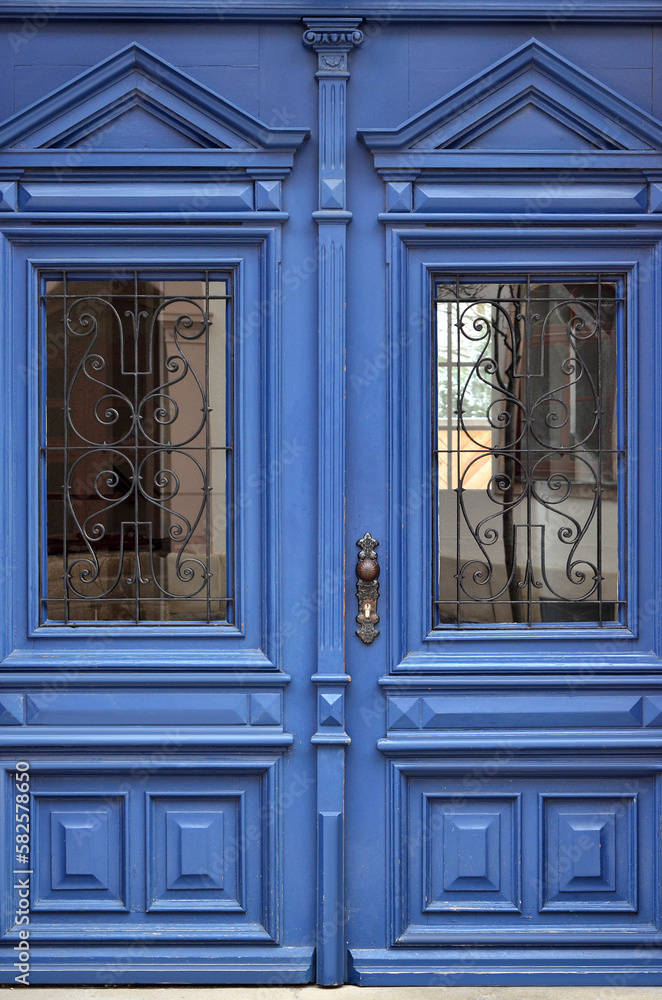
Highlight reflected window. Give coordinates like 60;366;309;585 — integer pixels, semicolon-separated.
434;276;625;628
41;271;233;624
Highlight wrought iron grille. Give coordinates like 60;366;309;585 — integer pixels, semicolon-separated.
40;271;233;625
434;276;626;628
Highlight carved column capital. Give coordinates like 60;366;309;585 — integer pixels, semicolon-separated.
303;17;363;76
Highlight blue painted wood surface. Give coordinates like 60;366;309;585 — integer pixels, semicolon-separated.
0;7;661;986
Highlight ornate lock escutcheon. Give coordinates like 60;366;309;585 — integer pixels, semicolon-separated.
356;532;380;644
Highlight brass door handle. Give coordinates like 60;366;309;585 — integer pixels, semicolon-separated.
355;532;380;644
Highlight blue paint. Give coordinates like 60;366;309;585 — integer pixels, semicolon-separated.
358;38;662;150
345;16;662;987
0;9;661;986
0;1;659;19
303;19;363;985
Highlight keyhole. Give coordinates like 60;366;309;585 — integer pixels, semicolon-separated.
363;601;371;619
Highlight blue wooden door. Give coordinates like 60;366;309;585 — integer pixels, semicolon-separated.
344;21;662;988
0;25;319;986
1;2;662;988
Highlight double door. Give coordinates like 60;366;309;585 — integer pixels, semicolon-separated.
0;9;661;986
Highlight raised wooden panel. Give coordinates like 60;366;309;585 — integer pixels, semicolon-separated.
250;692;282;727
423;794;521;912
0;694;24;724
540;794;638;912
141;770;277;938
19;181;255;213
1;758;281;947
386;693;645;731
318;691;344;728
147;793;246;912
387;697;421;729
390;762;654;947
410;181;649;215
24;691;274;727
644;696;662;726
33;793;128;911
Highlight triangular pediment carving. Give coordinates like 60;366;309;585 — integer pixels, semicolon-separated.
0;43;309;152
461;102;602;152
358;38;662;153
68;104;210;150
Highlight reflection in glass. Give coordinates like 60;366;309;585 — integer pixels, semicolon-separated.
41;272;232;624
434;277;625;628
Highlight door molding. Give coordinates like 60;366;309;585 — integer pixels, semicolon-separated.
303;18;362;987
383;226;662;673
1;2;660;21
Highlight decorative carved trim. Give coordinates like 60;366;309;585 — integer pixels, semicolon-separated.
0;2;658;19
304;22;362;985
318;690;345;728
303;18;363;76
358;38;662;162
385;693;649;731
302;25;364;48
0;42;309;156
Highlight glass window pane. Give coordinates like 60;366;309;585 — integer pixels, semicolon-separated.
434;276;625;628
41;271;233;625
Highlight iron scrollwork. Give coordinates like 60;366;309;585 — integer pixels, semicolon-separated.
435;276;624;627
42;271;231;624
356;532;380;644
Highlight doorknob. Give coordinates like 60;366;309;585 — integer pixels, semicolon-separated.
355;532;380;644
